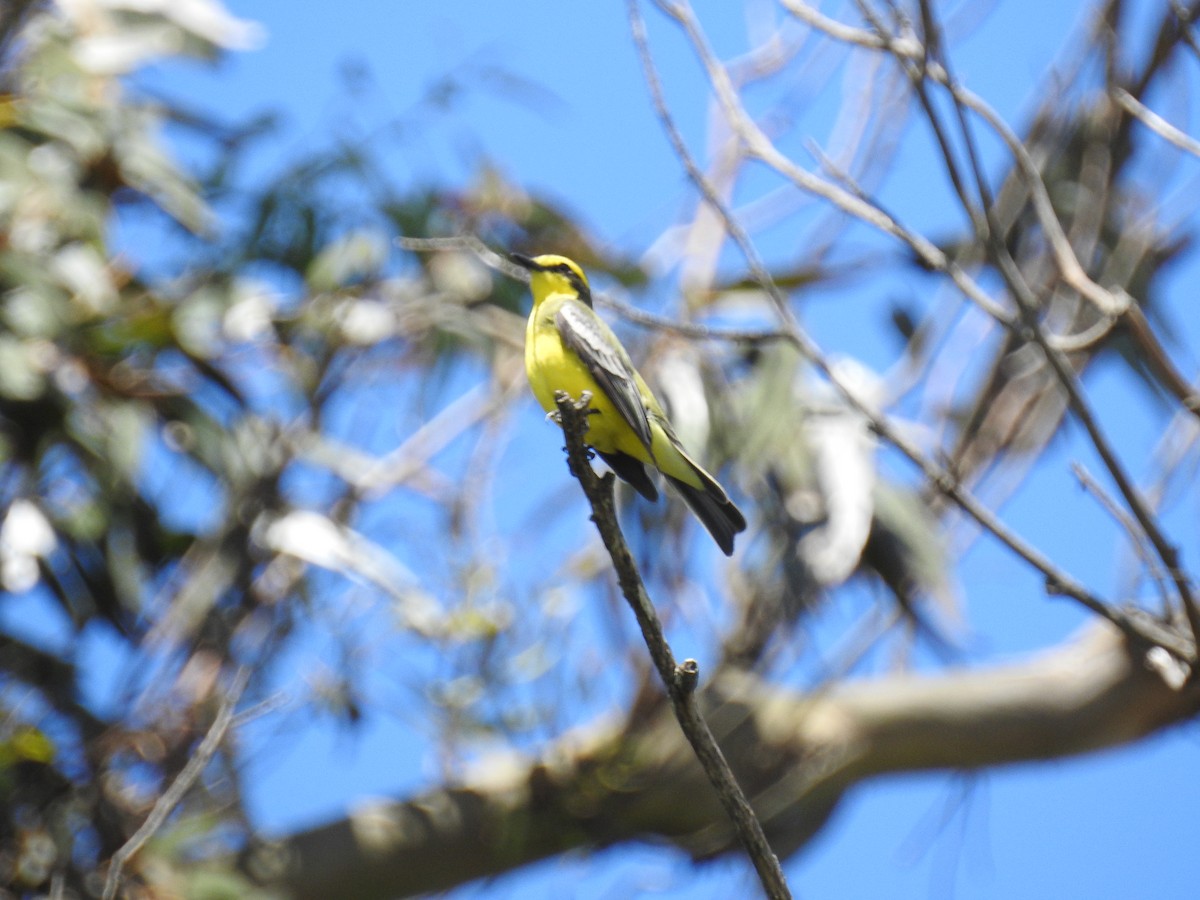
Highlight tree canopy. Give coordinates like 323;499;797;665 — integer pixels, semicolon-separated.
2;1;1200;898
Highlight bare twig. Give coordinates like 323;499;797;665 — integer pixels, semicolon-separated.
552;390;792;900
1172;1;1200;59
102;666;251;900
397;233;528;282
628;0;1179;655
358;382;508;492
398;233;792;346
1113;87;1200;159
1071;461;1173;613
781;0;1129;319
909;0;1200;648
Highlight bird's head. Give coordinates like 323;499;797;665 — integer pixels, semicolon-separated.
509;252;592;307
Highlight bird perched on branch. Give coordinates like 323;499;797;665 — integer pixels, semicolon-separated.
511;252;746;555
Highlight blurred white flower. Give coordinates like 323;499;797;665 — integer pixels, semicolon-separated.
255;509;440;634
52;243;117;313
338;298;396;345
1;500;57;592
429;251;492;302
57;0;264;53
224;281;276;342
798;358;883;586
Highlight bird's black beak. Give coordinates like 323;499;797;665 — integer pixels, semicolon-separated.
508;252;539;271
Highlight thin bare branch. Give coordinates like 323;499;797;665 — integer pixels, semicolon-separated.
630;0;1179;657
779;0;1130;319
1113;87;1200;158
103;666;251;900
664;0;1017;326
1171;1;1200;59
1071;461;1173;613
552;390;792;900
397;233;524;280
399;233;793;346
910;0;1200;647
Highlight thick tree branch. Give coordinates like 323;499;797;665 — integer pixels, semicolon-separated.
252;622;1199;899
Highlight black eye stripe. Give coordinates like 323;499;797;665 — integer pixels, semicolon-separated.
539;260;592;307
555;264;582;286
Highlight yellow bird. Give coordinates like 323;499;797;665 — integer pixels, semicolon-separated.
511;252;747;555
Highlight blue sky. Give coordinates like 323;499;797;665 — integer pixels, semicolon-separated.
104;1;1200;897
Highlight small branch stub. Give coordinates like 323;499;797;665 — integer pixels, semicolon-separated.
676;658;700;695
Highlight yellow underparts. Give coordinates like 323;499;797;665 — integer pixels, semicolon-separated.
524;294;704;490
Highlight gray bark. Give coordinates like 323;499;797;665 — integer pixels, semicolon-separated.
246;624;1198;899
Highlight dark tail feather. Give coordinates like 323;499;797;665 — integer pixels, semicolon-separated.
598;450;658;501
666;475;747;556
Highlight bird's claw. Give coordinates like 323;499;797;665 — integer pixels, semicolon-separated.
549;390;601;424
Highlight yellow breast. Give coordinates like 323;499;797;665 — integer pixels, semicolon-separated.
524;297;649;461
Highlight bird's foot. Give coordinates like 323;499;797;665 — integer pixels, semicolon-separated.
548;390;600;425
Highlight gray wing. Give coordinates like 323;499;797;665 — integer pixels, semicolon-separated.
555;301;654;453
